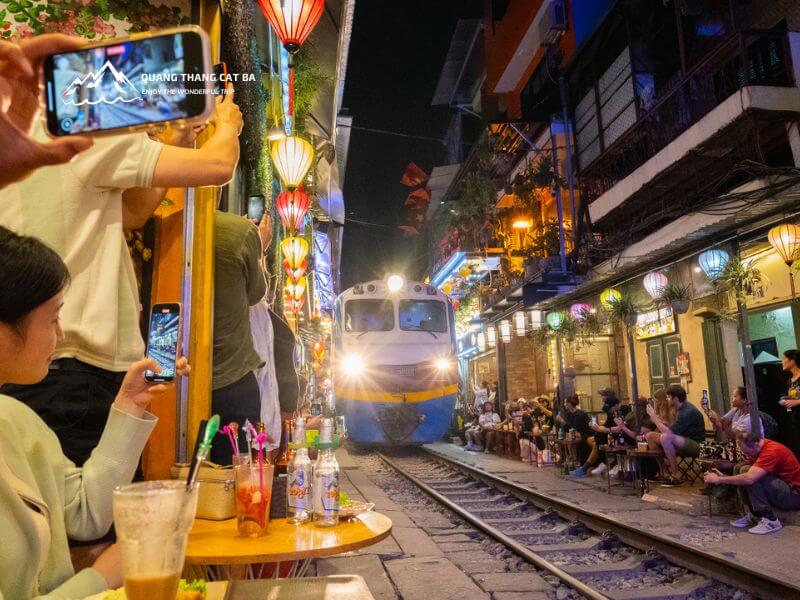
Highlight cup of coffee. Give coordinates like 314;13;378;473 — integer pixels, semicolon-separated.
113;481;198;600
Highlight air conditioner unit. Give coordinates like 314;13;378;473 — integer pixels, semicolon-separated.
539;0;568;46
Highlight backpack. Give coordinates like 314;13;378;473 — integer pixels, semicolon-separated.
759;411;779;440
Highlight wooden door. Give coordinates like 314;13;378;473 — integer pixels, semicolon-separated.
646;335;682;394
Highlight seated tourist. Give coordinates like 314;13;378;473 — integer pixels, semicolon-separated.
531;396;554;426
0;226;189;599
704;386;764;439
571;395;622;477
555;396;592;466
704;433;800;535
465;401;500;452
518;403;539;464
645;385;706;486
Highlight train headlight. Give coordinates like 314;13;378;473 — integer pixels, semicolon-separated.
341;354;365;376
434;358;452;371
386;274;405;294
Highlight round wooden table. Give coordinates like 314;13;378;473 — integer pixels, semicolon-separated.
185;511;392;580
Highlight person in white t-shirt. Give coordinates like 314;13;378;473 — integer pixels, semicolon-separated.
0;44;243;465
464;401;501;453
472;380;489;413
705;386;764;438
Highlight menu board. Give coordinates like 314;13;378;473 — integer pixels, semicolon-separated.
635;307;677;340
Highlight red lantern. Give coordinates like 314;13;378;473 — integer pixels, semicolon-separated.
276;189;310;233
256;0;324;116
283;259;307;281
453;300;460;311
256;0;324;52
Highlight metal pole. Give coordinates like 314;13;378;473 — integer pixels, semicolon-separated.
558;77;578;238
177;187;195;462
625;325;641;431
734;244;762;438
549;126;568;274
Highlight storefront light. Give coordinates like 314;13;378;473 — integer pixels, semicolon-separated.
477;331;486;352
643;271;668;300
499;320;512;344
486;325;497;349
514;311;526;336
528;310;544;330
698;249;730;280
768;223;800;266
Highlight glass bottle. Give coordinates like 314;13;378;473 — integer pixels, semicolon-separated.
287;418;312;524
312;417;339;527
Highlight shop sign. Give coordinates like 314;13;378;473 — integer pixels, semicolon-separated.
635;307;676;340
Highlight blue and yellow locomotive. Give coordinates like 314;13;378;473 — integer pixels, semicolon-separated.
333;275;457;444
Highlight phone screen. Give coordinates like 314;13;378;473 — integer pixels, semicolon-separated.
145;303;181;382
43;29;210;136
247;195;265;223
213;62;227;95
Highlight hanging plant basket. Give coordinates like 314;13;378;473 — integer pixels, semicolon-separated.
670;299;690;315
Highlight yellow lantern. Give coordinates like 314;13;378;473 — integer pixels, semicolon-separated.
768;223;800;266
286;275;307;302
600;287;622;310
270;135;314;189
281;236;309;268
442;282;452;295
458;265;471;278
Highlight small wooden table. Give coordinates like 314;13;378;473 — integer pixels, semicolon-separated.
557;439;582;474
600;445;629;494
626;448;665;497
185;512;392;580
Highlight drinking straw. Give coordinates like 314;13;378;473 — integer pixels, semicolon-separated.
219;424;238;456
254;431;268;503
186;415;220;491
244;419;253;454
229;422;240;455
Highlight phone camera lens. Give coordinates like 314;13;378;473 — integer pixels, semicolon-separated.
60;117;73;132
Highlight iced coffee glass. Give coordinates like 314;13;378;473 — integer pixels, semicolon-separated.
113;481;199;600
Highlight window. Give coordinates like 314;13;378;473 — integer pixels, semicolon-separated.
399;300;447;333
344;299;394;332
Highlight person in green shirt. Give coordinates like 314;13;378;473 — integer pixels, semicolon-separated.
0;226;189;599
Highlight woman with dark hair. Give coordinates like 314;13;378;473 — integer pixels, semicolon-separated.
779;350;800;458
0;226;189;599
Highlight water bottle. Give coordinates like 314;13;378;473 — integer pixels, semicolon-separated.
287;418;312;524
312;418;340;527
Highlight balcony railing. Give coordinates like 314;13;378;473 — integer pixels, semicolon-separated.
580;30;795;201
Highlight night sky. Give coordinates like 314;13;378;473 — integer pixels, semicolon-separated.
340;0;482;290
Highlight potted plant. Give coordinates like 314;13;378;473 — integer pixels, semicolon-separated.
658;282;692;315
604;293;641;328
716;256;764;300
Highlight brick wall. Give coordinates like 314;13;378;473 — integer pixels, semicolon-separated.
501;333;542;401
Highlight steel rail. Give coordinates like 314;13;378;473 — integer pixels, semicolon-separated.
377;452;609;600
420;447;800;600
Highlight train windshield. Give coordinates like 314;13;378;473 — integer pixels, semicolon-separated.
344;299;394;332
399;300;448;333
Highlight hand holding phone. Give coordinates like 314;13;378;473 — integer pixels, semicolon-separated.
0;35;93;188
43;27;213;137
144;303;181;382
114;356;190;418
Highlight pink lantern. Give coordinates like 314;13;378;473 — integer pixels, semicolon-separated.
570;303;592;321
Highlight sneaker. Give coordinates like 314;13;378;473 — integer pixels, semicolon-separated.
608;464;620;478
660;476;683;487
591;463;607;476
730;513;757;528
748;517;783;535
463;443;473;452
570;467;587;477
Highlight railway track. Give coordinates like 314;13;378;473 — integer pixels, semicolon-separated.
376;449;800;600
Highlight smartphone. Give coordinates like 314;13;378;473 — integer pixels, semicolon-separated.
144;303;181;383
591;416;598;426
43;26;213;137
247;195;265;223
213;61;228;95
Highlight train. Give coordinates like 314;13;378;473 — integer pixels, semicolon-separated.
332;275;458;445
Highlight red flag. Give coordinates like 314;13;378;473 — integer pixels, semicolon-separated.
401;163;429;187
